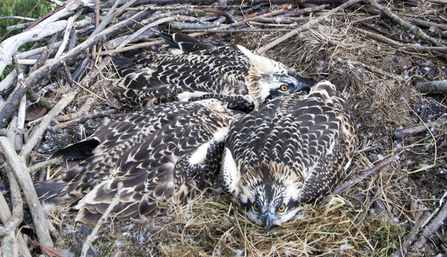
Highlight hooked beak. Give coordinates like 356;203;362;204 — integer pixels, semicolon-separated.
262;213;274;232
294;76;315;93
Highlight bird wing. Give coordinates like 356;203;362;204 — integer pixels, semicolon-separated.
113;54;250;108
36;100;239;224
221;81;356;203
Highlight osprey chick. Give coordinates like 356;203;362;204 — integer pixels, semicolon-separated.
220;80;357;231
35;99;241;224
113;33;312;110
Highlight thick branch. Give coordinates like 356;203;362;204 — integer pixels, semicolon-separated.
0;137;54;250
0;168;24;257
416;80;447;94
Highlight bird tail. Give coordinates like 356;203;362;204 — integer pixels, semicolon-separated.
111;55;135;76
34;179;71;204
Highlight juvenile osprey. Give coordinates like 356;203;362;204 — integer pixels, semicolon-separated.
220;80;357;231
35;99;241;224
113;33;312;111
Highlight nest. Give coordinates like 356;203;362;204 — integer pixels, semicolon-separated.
0;0;447;256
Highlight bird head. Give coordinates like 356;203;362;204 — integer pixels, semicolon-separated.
236;45;311;107
238;161;304;231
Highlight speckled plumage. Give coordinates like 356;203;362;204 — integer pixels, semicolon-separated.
113;33;312;110
220;80;357;231
35;99;241;224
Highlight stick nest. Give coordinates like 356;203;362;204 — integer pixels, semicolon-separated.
1;0;447;256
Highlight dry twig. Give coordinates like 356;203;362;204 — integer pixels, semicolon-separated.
417;80;447;94
0;137;54;251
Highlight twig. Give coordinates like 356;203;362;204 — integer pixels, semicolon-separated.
72;58;92;82
100;0;345;8
318;155;398;209
336;155;398;195
25;0;88;31
257;0;362;54
416;80;447;94
169;15;227;30
393;118;447;139
94;0;100;27
14;42;62;60
0;69;17;92
0;192;12;224
249;15;308;24
401;45;447;53
100;40;164;55
54;13;78;58
90;0;139;38
404;16;447;31
352;26;404;47
414;196;447;247
393;207;432;257
183;28;294;33
117;16;175;48
0;16;36;21
80;182;124;257
29;158;60;174
63;61;74;88
0;183;31;257
364;0;443;46
349;60;405;82
27;89;55;110
0;137;54;250
0;167;24;257
30;33;59;75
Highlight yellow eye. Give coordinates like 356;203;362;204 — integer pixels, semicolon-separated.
278;204;286;212
253;203;260;211
280;85;288;91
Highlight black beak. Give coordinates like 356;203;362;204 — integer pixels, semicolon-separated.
295;75;315;93
263;213;273;232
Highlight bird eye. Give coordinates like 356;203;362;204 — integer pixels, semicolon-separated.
280;85;288;91
253;203;260;211
278;204;286;212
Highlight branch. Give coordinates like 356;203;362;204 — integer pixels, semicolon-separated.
169;15;226;30
364;0;444;46
0;167;24;257
414;198;447;247
393;118;447;139
0;137;54;250
0;20;67;76
0;16;36;21
416;80;447;94
318;154;399;208
100;0;345;8
117;16;175;48
0;10;151;128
